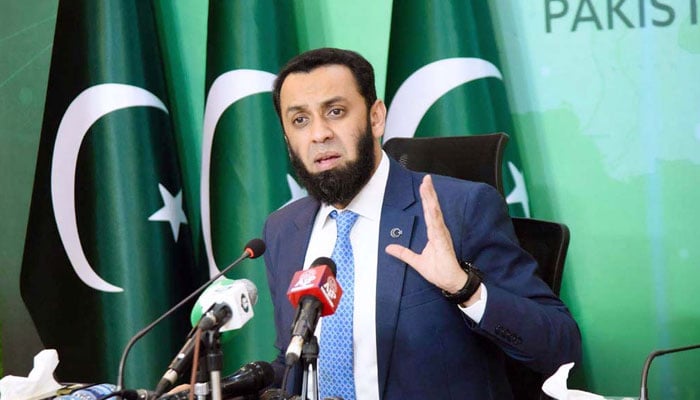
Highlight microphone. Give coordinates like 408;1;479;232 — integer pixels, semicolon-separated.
159;361;275;400
119;388;157;400
284;257;342;366
118;238;265;392
152;280;260;399
639;342;700;400
153;279;259;397
193;278;258;332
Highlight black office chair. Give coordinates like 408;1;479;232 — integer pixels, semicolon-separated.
511;217;569;295
383;132;509;196
383;133;570;400
507;217;570;400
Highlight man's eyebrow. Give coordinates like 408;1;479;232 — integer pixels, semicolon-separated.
284;96;348;117
321;96;347;107
285;104;306;116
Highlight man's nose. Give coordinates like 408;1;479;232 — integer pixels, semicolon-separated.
310;118;333;142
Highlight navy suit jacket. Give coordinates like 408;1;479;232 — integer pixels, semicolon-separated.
263;158;581;399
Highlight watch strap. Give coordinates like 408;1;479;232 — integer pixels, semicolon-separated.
442;261;483;305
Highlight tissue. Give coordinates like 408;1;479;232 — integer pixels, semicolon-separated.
542;362;607;400
0;349;63;400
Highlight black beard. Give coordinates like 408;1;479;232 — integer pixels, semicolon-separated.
289;125;376;207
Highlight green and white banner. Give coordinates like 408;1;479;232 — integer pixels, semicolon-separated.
19;1;203;388
385;1;529;217
201;0;299;372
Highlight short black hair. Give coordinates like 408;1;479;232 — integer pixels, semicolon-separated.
272;48;377;121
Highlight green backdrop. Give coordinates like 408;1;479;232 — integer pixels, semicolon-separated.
2;0;699;397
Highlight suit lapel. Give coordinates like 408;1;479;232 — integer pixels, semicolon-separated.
376;159;419;398
295;199;320;257
285;198;320;278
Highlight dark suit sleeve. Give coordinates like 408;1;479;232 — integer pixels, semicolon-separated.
453;182;582;375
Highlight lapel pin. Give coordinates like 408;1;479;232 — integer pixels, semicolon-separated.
390;227;403;238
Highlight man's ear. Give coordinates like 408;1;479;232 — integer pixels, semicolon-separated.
369;99;387;140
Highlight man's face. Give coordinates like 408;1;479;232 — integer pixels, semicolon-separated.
279;64;385;206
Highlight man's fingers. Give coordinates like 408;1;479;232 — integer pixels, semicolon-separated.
385;244;420;267
420;175;450;241
167;384;190;395
421;176;442;224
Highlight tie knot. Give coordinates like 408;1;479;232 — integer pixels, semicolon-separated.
330;210;359;238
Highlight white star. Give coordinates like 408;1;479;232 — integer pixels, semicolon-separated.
148;183;188;241
505;162;531;218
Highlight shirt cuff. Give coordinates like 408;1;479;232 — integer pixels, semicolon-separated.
458;283;487;323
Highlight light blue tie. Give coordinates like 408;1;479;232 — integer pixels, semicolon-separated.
319;210;359;400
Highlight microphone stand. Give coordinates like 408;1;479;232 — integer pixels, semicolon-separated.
204;330;224;400
194;351;210;400
300;335;320;400
640;342;700;400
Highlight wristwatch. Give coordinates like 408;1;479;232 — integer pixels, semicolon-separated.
441;260;483;305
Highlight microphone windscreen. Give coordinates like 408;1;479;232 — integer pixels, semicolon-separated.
311;256;337;276
245;238;266;259
228;360;274;387
219;361;274;397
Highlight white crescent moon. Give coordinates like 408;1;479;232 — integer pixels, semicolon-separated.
201;69;277;277
51;83;168;293
384;57;503;143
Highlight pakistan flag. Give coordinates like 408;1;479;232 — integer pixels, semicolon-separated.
385;1;529;217
201;0;298;373
20;1;204;388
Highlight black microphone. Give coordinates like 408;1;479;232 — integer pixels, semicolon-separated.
118;388;157;400
118;238;266;392
198;302;233;331
160;361;275;400
639;342;700;400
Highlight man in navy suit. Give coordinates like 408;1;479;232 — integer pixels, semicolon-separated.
263;48;581;399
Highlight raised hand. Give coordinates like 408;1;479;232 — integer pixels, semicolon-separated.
385;175;471;297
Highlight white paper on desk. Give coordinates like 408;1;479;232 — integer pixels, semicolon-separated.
0;349;63;400
542;362;606;400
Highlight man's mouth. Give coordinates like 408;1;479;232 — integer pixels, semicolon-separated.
314;153;341;171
